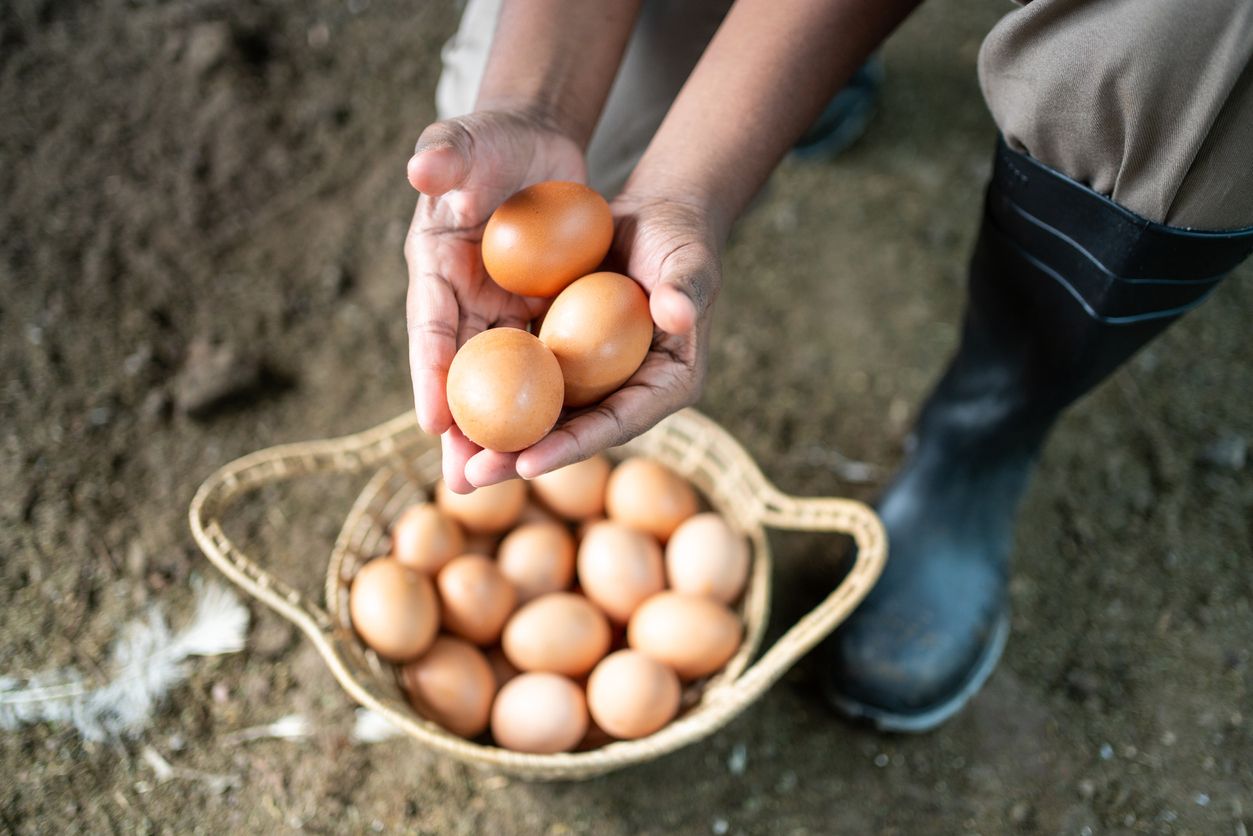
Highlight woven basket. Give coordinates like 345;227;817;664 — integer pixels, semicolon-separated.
189;408;886;781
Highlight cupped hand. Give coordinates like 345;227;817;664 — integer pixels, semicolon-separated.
404;109;585;493
462;192;724;488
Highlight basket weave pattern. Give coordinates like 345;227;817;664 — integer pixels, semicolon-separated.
190;409;886;781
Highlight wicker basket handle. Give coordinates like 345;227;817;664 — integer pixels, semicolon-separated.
706;487;888;720
188;413;425;637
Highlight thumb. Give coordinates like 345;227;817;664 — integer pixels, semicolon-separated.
407;120;474;196
649;245;720;336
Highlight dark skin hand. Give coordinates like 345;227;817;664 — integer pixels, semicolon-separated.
407;0;922;490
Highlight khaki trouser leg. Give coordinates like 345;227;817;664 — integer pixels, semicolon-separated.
435;0;731;197
979;0;1253;230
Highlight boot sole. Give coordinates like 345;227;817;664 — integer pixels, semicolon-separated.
825;611;1010;734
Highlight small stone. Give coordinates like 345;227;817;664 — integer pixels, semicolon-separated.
88;406;112;427
1010;802;1031;824
123;344;155;377
212;682;230;704
1078;779;1096;799
711;819;729;835
173;339;265;417
1194;793;1210;807
873;753;889;768
1198;435;1247;471
307;22;330;48
1160;730;1177;746
185;22;231;75
1099;743;1114;760
727;743;747;776
140;389;171;422
1065;669;1101;701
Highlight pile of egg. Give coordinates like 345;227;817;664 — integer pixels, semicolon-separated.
348;455;750;753
445;180;655;453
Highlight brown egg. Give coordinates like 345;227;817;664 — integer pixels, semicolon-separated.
605;457;699;542
391;503;464;574
436;555;517;645
398;636;495;738
481;181;613;298
445;328;564;452
577;521;665;624
486;647;520;691
628;592;741;680
491;672;589;754
530;454;611;520
436;478;527;534
349;557;439;661
665;513;750;604
502;592;611;678
538;272;653;407
497;521;576;604
586;650;681;739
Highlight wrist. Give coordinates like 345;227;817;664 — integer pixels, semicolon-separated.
620;164;737;248
474;90;591;149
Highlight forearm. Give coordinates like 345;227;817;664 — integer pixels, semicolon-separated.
625;0;921;240
476;0;642;147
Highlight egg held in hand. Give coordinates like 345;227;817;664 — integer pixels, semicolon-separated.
539;272;653;407
399;636;495;738
445;328;564;453
481;181;613;298
349;557;440;661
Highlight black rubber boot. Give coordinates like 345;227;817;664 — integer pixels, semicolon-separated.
822;138;1253;733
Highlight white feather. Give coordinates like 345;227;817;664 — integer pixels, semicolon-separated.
224;712;311;743
351;708;404;743
0;579;249;740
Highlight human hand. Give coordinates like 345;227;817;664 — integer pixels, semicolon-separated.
462;191;723;487
404;109;586;493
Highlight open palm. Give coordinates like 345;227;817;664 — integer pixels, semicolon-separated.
463;192;724;486
404;110;586;491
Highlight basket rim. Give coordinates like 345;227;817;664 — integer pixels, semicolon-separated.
188;409;887;781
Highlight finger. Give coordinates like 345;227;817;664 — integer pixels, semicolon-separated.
457;308;491;350
407;121;474;196
406;227;458;435
441;426;480;494
464;449;522;488
650;246;720;336
515;383;676;479
651;284;699;335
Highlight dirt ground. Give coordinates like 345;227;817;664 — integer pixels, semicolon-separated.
2;0;1250;833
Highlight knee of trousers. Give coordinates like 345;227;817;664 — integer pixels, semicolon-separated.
977;0;1253;229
